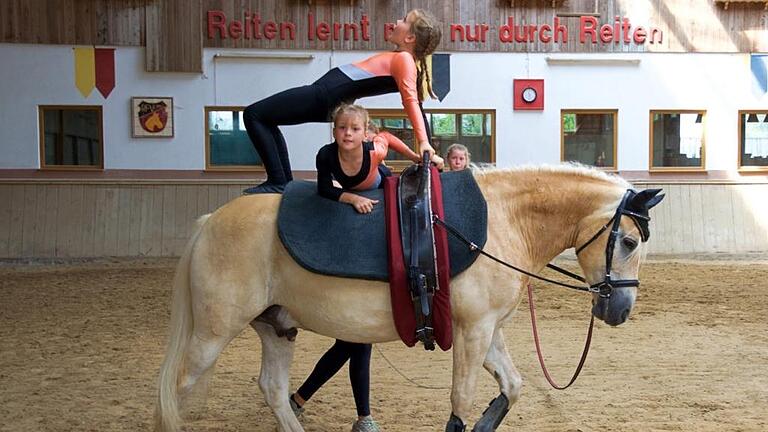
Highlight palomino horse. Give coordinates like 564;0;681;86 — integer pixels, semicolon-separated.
155;165;664;432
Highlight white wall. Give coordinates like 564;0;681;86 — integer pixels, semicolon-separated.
1;43;766;171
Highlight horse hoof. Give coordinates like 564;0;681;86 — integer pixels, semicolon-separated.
445;413;466;432
471;394;509;432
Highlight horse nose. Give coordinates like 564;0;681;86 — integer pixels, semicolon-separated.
620;308;630;323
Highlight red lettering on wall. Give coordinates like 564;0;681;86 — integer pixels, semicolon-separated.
450;24;464;42
580;16;598;43
499;16;514;43
360;15;370;41
280;22;296;40
344;23;358;40
633;26;647;44
600;24;613;43
264;21;277;40
528;25;537;42
554;17;567;43
251;15;261;39
204;10;663;47
465;24;487;42
539;24;552;43
229;20;243;39
317;22;330;41
207;10;227;39
622;17;632;43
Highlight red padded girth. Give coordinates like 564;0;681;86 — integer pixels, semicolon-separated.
384;166;453;350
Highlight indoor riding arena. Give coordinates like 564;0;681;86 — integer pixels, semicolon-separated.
1;1;767;432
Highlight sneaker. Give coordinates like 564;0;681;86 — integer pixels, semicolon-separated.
351;417;381;432
242;182;286;195
289;394;304;419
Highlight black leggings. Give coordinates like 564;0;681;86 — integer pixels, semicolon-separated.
243;68;353;184
296;340;372;417
243;67;429;185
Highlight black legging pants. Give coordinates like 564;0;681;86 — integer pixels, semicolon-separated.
243;67;430;185
242;69;353;184
296;340;372;417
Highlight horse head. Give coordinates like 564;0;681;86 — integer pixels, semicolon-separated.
573;188;665;326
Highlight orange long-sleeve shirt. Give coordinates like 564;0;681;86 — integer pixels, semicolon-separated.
343;51;429;145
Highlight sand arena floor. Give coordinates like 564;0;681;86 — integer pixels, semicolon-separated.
1;257;767;431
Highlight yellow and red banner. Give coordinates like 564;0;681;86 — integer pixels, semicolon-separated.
74;47;115;98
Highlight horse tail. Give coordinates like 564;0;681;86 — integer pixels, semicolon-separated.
154;213;211;432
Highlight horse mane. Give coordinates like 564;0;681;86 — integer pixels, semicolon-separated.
470;162;632;189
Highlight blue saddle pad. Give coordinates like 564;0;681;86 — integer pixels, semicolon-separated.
277;169;487;282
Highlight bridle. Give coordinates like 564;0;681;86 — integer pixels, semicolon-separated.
571;189;651;298
433;189;652;299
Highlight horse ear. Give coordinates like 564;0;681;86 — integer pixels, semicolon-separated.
646;193;665;209
631;188;665;210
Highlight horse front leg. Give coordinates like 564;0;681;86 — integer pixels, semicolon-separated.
471;328;522;431
445;320;495;432
251;321;303;432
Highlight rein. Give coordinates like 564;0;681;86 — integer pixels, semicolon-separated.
433;216;592;292
527;283;594;389
434;215;596;389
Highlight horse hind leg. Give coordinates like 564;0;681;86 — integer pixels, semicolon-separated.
471;328;522;432
176;331;234;420
251;321;303;432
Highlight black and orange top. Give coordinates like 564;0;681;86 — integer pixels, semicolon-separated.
338;51;429;145
316;131;419;201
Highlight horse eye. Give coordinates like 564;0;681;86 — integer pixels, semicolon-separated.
622;237;638;251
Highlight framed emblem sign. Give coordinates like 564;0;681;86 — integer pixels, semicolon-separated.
131;96;174;138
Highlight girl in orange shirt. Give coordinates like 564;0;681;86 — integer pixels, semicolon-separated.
243;9;444;194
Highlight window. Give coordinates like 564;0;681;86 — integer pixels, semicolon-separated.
368;109;495;169
561;110;617;169
38;106;103;169
739;110;768;171
205;107;261;170
650;110;705;171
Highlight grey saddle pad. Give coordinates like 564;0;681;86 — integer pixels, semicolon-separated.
277;169;487;282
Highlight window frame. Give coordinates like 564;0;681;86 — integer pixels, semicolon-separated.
560;109;618;171
38;105;104;170
204;106;264;172
648;109;707;173
367;108;496;170
737;109;768;173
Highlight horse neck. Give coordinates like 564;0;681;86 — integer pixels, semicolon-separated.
476;169;624;271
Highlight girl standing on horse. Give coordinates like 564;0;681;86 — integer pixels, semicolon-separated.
242;9;444;194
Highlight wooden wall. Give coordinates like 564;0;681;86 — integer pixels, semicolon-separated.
1;1;766;71
0;182;244;258
638;182;768;255
146;0;203;72
0;181;766;258
0;0;145;46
